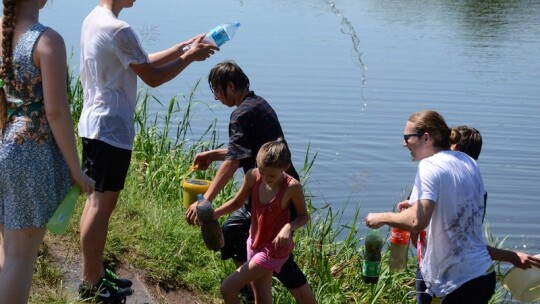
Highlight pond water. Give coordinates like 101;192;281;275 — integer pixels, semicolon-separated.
41;0;540;256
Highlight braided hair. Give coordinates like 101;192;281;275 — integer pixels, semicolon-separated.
0;0;16;132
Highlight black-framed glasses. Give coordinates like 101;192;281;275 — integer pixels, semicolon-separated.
403;132;423;143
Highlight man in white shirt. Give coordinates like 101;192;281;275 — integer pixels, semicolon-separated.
365;110;496;303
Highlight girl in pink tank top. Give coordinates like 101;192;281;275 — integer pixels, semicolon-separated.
215;138;310;304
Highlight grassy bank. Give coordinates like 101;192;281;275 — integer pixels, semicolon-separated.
31;78;517;303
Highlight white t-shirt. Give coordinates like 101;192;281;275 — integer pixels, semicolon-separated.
78;6;148;150
408;150;492;297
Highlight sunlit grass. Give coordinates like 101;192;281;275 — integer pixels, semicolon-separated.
30;76;526;303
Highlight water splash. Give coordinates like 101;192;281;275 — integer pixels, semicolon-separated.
348;170;371;193
322;0;368;113
238;0;244;17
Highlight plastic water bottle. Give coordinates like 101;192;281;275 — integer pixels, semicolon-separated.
389;227;411;272
196;193;214;223
363;228;383;284
195;194;224;251
47;185;81;235
183;21;241;52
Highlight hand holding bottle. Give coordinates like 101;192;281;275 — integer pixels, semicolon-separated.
396;200;411;212
71;168;95;194
365;212;385;229
196;194;224;251
183;22;241;52
183;34;219;61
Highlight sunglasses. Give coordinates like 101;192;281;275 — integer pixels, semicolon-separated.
403;132;424;143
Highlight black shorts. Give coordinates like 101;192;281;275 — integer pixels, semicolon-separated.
417;267;496;304
81;138;132;192
221;205;251;262
442;271;496;303
221;204;308;290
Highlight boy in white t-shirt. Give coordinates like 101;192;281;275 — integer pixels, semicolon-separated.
77;1;218;302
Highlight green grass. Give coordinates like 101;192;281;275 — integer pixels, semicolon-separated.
31;76;525;303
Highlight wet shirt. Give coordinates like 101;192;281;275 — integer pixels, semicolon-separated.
78;6;148;150
409;150;492;297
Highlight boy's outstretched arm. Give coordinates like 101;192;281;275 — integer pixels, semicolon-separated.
214;169;256;219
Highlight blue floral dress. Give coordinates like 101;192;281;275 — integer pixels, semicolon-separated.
0;23;70;229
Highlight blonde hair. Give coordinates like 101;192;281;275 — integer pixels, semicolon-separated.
256;137;291;169
0;0;17;131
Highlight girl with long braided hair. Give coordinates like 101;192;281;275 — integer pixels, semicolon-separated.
0;1;94;302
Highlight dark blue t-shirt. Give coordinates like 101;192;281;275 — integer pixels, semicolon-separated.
225;91;299;180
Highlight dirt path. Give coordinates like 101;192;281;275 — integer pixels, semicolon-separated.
45;237;209;304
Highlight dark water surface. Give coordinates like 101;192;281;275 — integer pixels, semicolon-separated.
42;0;540;255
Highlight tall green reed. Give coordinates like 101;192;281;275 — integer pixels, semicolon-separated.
132;79;220;203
